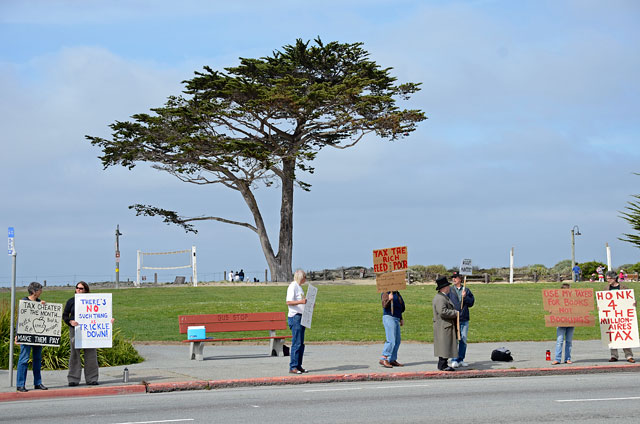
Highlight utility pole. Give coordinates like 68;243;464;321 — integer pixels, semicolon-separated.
115;225;122;289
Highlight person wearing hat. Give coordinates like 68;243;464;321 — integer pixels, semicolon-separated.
448;271;475;368
604;271;635;363
432;276;458;371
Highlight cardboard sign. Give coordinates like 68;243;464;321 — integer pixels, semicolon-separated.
301;284;318;329
459;259;473;276
376;271;406;293
74;293;113;349
596;289;640;349
16;300;63;346
542;288;595;327
373;246;408;273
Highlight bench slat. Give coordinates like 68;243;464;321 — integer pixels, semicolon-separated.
179;321;288;333
181;335;291;343
179;312;284;325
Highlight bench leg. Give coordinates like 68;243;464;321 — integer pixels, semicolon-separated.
190;341;204;361
270;331;283;357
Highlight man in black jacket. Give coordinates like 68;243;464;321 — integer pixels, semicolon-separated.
448;272;475;368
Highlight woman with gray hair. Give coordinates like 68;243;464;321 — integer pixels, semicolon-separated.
15;282;48;392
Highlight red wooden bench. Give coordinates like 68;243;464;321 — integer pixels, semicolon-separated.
179;312;291;360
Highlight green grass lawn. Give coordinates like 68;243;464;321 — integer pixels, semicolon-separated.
3;281;630;343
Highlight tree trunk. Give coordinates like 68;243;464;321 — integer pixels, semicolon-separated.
272;157;295;282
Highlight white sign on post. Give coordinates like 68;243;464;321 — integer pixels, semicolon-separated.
596;289;640;349
74;293;113;349
301;284;318;329
459;259;473;276
16;300;63;346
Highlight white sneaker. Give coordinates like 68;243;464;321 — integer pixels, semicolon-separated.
450;361;459;368
459;361;469;367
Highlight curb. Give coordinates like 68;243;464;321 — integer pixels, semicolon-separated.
3;364;639;402
0;384;146;402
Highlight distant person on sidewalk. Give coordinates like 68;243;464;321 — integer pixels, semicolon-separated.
286;269;308;374
553;283;574;365
432;276;458;371
63;281;115;386
238;269;245;282
15;282;48;392
448;271;475;368
379;290;405;368
604;271;635;363
572;264;581;282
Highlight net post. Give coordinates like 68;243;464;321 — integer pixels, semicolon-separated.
136;250;141;287
192;245;198;287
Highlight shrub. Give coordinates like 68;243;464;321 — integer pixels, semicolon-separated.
0;300;143;370
578;260;607;280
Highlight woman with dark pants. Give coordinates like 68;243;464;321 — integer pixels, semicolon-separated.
15;282;48;392
63;281;100;385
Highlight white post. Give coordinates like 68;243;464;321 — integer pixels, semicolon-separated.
192;245;198;287
136;250;141;287
509;247;514;284
606;243;612;272
8;227;17;387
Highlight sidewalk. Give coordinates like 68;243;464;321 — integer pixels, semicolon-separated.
2;340;639;402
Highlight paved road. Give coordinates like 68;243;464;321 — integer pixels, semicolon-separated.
2;372;639;423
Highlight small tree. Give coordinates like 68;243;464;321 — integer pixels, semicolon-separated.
87;38;426;282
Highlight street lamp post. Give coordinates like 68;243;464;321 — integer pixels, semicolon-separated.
571;225;581;282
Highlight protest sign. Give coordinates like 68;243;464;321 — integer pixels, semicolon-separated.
301;284;318;328
542;288;595;327
74;293;113;349
596;289;640;349
376;271;406;293
373;246;408;273
16;300;63;346
459;259;473;276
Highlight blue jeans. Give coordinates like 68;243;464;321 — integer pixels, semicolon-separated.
454;320;469;362
381;315;401;362
288;314;305;370
555;327;574;362
16;344;43;388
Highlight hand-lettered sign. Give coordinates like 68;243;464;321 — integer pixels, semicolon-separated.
596;289;640;349
542;288;595;327
376;271;406;293
459;259;473;276
373;246;408;273
16;300;63;346
301;284;318;329
74;293;113;349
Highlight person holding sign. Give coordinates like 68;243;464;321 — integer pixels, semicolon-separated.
448;271;475;368
62;281;113;385
552;283;575;365
286;270;308;374
432;276;458;371
379;290;405;368
15;282;48;392
604;271;635;363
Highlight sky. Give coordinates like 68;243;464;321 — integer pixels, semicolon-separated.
1;0;639;285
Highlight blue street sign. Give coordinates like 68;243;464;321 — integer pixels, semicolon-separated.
8;227;15;255
8;227;14;238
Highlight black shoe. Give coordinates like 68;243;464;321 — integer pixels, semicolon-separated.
87;381;99;385
34;384;48;390
68;382;79;386
297;367;308;373
442;366;456;372
16;386;28;393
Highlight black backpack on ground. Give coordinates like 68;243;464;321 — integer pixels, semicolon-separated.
491;347;513;362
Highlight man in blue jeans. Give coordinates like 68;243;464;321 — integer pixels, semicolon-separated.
286;269;308;374
448;271;475;368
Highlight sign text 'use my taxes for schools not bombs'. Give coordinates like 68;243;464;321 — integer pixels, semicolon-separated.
373;246;408;273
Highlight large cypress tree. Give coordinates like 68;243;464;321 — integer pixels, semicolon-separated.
620;176;640;248
87;38;426;282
